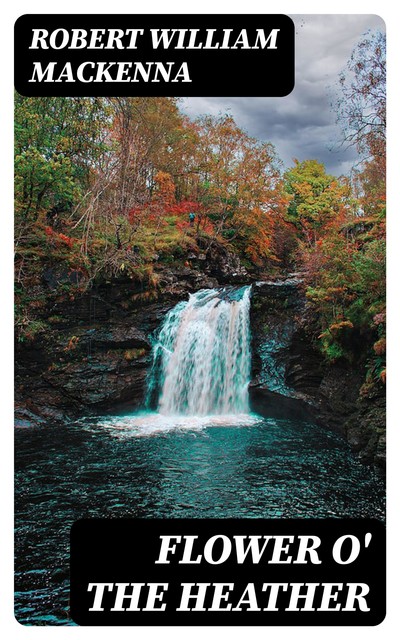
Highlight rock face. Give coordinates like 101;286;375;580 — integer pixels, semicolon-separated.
250;277;386;472
14;256;235;426
250;278;305;396
202;243;249;283
15;267;385;471
16;239;253;420
16;285;172;424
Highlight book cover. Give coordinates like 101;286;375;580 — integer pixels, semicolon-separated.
9;4;391;633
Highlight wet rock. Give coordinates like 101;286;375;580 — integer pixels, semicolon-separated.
344;394;386;471
202;244;249;283
50;352;149;407
250;278;305;394
87;325;150;350
42;267;84;290
253;277;304;301
14;404;46;428
249;386;314;422
154;264;220;296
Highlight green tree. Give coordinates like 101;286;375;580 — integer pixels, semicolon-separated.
284;159;350;246
15;96;108;223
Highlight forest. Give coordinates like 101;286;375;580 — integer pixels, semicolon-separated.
14;30;386;395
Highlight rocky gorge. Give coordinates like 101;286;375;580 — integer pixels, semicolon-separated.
15;252;385;473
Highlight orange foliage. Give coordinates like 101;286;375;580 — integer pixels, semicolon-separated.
153;171;175;207
45;226;74;249
373;338;386;356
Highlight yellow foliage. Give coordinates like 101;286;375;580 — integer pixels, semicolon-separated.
328;320;354;335
124;348;147;361
64;336;79;351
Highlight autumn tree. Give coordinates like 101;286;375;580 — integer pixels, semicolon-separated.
284;159;351;247
106;97;187;214
69;97;193;262
187;114;286;266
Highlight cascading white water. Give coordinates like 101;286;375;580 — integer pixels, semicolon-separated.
147;286;252;416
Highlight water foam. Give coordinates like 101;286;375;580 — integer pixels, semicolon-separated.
96;412;260;438
147;286;252;416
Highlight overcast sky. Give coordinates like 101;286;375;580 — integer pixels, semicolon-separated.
180;14;385;176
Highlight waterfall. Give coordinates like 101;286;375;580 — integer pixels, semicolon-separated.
147;286;252;416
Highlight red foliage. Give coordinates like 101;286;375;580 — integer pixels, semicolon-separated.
175;220;190;231
166;200;200;216
57;233;74;248
128;207;142;225
44;225;74;249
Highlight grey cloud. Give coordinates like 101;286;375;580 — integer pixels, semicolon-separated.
180;14;385;176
